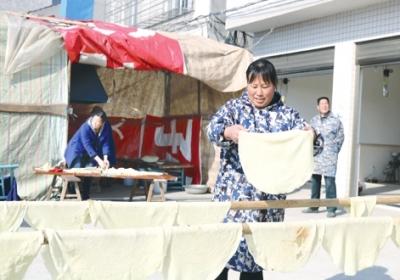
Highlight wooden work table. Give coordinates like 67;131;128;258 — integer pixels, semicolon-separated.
116;158;193;190
34;168;176;201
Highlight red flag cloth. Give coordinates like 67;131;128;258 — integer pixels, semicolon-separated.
54;21;184;72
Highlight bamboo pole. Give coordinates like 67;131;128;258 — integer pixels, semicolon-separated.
242;224;251;235
7;11;88;27
0;103;67;116
230;195;400;210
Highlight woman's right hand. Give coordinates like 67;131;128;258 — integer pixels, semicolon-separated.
95;156;107;169
223;125;246;143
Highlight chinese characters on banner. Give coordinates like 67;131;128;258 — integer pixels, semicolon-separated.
141;115;201;184
68;114;201;184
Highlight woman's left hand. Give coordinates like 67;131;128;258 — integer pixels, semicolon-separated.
104;158;110;169
303;125;316;139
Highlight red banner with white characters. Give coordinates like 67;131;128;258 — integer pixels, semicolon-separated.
68;114;201;184
141;115;202;185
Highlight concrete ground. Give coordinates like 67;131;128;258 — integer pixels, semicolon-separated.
22;182;400;279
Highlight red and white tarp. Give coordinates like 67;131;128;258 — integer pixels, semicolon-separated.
4;14;252;92
56;21;185;73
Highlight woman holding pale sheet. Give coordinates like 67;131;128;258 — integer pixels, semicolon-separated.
207;58;310;280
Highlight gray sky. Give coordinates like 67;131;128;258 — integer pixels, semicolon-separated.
0;0;52;12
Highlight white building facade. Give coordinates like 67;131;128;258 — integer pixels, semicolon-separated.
226;0;400;197
103;0;230;41
36;0;237;43
34;0;400;196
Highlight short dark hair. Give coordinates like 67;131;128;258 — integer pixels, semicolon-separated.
317;97;330;105
246;58;278;87
90;106;107;122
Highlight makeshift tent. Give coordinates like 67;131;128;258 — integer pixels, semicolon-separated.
0;12;252;199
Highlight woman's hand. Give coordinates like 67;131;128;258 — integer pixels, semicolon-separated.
303;124;316;140
224;125;246;143
95;156;107;169
103;156;110;169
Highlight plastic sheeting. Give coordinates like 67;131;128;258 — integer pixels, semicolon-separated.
96;68;165;118
4;14;63;75
164;31;252;93
0;13;69;200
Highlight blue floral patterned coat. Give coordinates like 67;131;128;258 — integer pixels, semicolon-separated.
310;112;344;177
207;91;307;272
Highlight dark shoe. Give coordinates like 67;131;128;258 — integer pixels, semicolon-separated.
327;212;336;218
302;208;319;214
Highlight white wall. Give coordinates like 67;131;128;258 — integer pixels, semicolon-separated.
359;65;400;145
282;73;333;122
210;0;226;13
193;0;211;17
225;0;253;10
93;0;105;20
36;4;61;17
359;145;400;182
252;0;400;56
331;42;359;197
0;0;52;12
357;64;400;183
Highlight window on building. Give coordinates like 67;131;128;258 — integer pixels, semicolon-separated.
105;0;193;27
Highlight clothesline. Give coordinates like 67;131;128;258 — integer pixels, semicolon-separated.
35;218;400;245
230;195;400;210
2;196;399;235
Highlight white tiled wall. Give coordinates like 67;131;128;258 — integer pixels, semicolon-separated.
253;0;400;56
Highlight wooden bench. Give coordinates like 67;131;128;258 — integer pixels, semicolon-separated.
129;179;167;202
47;175;82;201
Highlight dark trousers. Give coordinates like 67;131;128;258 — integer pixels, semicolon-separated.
310;174;337;213
215;268;263;280
68;156;94;200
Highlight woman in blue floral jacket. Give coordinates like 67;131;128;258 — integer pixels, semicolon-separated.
208;58;308;280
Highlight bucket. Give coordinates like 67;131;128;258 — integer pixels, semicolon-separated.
123;178;134;187
153;181;167;194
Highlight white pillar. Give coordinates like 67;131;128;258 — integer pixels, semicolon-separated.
331;42;360;198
